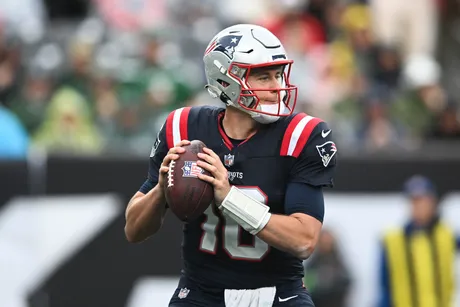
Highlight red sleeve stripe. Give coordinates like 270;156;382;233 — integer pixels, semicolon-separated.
166;107;191;149
291;117;322;157
280;114;322;157
165;111;175;149
280;113;306;156
179;107;191;142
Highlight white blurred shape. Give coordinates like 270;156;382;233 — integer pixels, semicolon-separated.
0;195;122;307
126;277;179;307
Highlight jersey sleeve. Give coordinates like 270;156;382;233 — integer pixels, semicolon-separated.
282;115;337;187
139;123;169;193
139;107;192;193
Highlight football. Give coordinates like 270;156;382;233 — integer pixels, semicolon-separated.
164;140;214;221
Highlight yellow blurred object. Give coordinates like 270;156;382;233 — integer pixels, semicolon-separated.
329;39;356;80
341;4;371;32
69;40;94;60
32;87;103;154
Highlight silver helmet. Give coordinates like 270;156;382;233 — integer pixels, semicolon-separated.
203;24;298;124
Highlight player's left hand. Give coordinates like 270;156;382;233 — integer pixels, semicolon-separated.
196;147;231;204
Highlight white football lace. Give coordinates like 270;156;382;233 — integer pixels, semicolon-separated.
167;160;175;187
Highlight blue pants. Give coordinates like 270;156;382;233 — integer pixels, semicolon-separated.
168;279;315;307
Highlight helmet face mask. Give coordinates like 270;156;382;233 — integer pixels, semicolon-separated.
203;24;298;124
228;61;297;118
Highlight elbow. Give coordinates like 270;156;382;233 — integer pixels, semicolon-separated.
293;239;316;260
124;225;144;243
124;220;161;243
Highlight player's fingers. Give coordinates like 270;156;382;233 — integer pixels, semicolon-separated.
196;160;218;175
202;147;220;160
197;152;216;165
197;173;215;185
161;153;180;166
174;140;190;147
168;146;186;155
159;166;169;174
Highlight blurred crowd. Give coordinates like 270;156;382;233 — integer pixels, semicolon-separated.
0;0;460;159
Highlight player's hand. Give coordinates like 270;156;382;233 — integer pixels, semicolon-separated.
158;140;191;193
196;147;231;205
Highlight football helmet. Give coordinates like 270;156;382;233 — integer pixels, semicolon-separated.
203;24;298;124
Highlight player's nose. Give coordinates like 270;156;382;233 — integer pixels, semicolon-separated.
267;77;281;94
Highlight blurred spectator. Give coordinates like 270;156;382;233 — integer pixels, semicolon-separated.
391;54;447;139
264;3;326;54
95;0;167;31
0;0;456;157
0;105;29;159
59;39;95;100
0;26;22;104
377;175;460;307
305;0;344;42
32;87;103;155
92;72;120;133
428;103;460;140
0;0;45;44
370;45;402;92
341;3;374;75
106;102;155;157
304;229;352;307
370;0;439;60
361;89;401;151
9;68;54;135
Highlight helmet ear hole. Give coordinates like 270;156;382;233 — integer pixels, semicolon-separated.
217;79;230;88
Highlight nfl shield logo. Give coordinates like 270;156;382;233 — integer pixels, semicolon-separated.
182;161;204;178
224;154;235;167
178;287;190;299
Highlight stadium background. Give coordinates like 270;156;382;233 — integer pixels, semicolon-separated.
0;0;459;306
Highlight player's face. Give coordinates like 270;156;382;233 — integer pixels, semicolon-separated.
246;66;284;105
410;195;437;226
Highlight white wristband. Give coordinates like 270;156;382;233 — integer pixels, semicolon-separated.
219;186;271;235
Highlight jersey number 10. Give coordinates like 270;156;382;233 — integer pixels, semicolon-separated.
199;187;270;261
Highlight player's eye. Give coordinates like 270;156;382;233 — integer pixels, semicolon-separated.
258;75;269;81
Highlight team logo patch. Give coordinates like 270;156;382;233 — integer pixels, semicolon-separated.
316;141;337;167
182;161;204;178
224;154;235;167
178;287;190;299
204;35;242;59
150;137;161;157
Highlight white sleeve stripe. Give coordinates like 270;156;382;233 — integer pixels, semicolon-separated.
172;107;184;146
287;115;314;156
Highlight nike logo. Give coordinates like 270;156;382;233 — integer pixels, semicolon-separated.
321;130;331;138
278;295;298;302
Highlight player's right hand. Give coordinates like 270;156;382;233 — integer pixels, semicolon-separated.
158;140;191;191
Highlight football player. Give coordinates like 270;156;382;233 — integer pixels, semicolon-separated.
125;24;337;307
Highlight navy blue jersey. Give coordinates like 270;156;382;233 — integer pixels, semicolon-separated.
142;105;337;289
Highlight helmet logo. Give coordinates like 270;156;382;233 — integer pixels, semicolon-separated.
204;35;242;59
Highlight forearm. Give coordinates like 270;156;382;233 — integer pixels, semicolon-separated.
219;186;320;259
257;214;317;260
125;184;167;242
